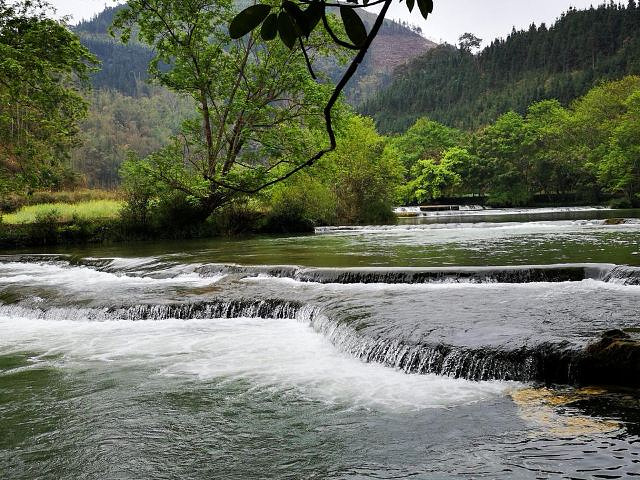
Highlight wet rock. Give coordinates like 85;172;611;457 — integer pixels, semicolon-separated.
573;330;640;387
604;217;627;225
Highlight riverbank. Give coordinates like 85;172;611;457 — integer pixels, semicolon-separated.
0;211;315;249
1;202;639;249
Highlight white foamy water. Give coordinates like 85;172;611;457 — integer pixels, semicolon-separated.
315;218;640;236
0;261;220;291
242;275;640;293
0;315;513;411
391;206;610;218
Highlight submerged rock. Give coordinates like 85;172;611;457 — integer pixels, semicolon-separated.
511;387;621;437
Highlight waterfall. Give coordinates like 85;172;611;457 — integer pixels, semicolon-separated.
0;300;589;385
601;265;640;285
196;264;605;284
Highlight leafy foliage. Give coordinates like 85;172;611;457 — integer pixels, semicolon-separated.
113;0;348;219
387;117;463;175
0;0;97;196
229;0;432;51
395;76;640;207
266;114;403;226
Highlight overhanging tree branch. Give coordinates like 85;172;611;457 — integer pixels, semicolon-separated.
211;0;394;194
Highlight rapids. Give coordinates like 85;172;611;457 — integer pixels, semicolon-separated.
2;208;640;478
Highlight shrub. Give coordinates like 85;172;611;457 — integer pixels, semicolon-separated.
265;177;336;232
609;197;633;209
152;192;211;230
29;210;62;244
208;199;264;236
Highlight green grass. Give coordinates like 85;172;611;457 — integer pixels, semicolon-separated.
2;200;124;224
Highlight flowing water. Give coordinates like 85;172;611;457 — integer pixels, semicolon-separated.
1;207;640;479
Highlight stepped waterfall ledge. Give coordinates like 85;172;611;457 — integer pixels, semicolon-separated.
1;213;640;477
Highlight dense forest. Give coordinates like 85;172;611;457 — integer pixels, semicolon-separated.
74;7;156;97
3;0;640;240
70;88;194;189
362;1;640;132
391;76;640;208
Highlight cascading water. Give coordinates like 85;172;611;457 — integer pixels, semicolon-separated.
2;209;640;479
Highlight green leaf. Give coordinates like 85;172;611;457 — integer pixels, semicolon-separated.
304;1;324;33
416;0;433;19
229;4;272;39
260;13;278;40
340;7;367;48
283;0;310;37
278;11;298;49
406;0;415;13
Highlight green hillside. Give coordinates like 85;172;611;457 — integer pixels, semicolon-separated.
361;2;640;132
73;5;434;102
74;7;154;97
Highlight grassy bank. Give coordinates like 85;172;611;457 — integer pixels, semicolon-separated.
0;197;312;249
0;189;122;214
2;200;124;224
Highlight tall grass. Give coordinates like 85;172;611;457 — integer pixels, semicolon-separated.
2;200;124;224
1;189;122;213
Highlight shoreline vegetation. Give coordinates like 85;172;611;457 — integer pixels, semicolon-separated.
0;189;634;249
3;70;640;249
2;4;640;249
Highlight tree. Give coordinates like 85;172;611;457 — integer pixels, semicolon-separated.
328;115;404;223
599;90;640;204
266;113;404;225
458;32;481;53
570;75;640;199
113;0;347;218
403;157;460;204
475;111;533;205
438;146;486;197
0;0;97;196
228;0;434;190
524;99;583;197
390;117;463;175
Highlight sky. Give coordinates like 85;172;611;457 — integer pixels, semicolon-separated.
50;0;603;46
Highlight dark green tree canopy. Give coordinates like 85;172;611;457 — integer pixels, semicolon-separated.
0;0;98;194
458;32;481;53
225;0;433;190
363;2;640;132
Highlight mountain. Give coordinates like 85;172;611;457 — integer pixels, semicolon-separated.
74;6;435;102
74;7;155;97
348;12;436;103
361;1;640;132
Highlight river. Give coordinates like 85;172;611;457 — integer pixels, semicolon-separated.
1;207;639;478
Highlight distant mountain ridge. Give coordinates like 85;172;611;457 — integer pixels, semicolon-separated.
361;2;640;132
74;5;436;102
